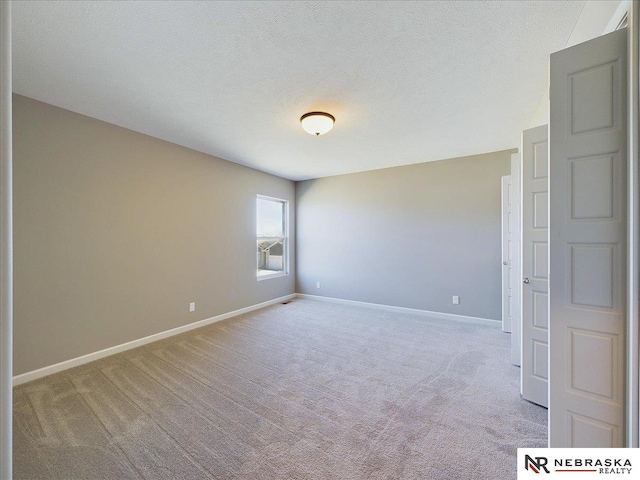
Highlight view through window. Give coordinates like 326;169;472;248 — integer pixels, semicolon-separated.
257;195;287;279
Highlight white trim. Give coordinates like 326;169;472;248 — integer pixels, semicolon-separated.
12;294;295;386
501;175;512;332
295;294;501;328
604;1;632;35
256;194;287;203
12;292;500;387
257;270;288;281
256;194;289;278
627;0;640;448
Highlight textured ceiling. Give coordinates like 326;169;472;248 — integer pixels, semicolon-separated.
12;1;586;180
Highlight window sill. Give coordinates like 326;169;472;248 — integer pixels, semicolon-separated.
257;270;288;281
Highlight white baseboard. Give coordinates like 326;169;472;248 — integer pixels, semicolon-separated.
13;294;296;386
13;292;496;386
295;293;500;327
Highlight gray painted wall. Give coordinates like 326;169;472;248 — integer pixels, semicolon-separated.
296;150;513;320
13;95;295;375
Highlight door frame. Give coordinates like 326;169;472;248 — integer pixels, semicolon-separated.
510;153;522;367
502;175;512;333
626;0;639;448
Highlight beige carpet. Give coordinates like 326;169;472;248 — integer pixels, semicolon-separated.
13;298;547;479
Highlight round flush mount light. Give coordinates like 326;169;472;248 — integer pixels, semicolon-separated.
300;111;335;136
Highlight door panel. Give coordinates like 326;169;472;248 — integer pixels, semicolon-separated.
522;124;549;408
549;28;627;447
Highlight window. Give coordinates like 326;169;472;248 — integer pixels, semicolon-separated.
257;195;288;280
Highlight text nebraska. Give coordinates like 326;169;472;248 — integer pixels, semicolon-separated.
554;459;632;467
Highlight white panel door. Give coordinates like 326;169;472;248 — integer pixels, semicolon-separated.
510;153;522;367
502;175;513;333
549;29;627;447
522;124;549;408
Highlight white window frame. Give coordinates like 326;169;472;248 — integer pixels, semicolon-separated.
256;194;289;281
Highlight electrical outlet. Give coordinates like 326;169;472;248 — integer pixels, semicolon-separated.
189;302;196;312
316;282;321;289
452;296;460;305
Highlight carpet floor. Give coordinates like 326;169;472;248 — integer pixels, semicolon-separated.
13;298;547;479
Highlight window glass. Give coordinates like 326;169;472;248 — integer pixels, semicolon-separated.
257;196;287;279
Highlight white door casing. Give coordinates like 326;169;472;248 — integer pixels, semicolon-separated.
626;0;639;448
502;175;513;333
522;124;549;408
549;28;627;447
510;153;522;367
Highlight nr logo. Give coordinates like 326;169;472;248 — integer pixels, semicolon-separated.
525;455;550;474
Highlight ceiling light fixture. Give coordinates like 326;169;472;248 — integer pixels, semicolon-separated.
300;112;335;136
